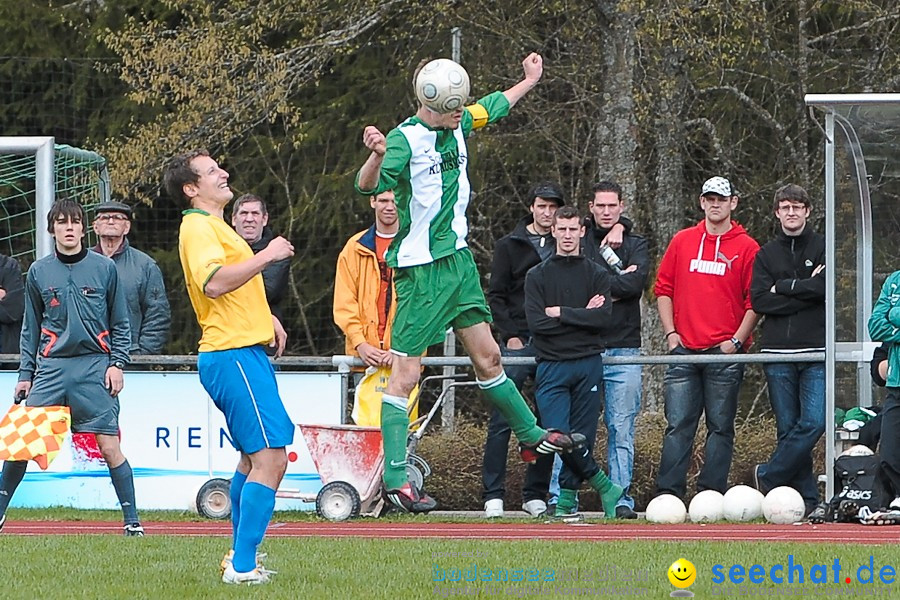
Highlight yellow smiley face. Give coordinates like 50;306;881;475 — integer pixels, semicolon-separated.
668;558;696;588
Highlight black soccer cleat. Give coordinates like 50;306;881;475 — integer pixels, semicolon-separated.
519;430;586;463
123;522;145;537
384;483;437;514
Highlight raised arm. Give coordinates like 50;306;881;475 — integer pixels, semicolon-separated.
356;127;387;193
502;53;543;109
356;128;411;197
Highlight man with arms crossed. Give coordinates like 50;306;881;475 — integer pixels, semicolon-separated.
481;181;563;518
356;53;582;512
165;150;294;585
750;184;825;516
583;181;649;519
525;206;623;519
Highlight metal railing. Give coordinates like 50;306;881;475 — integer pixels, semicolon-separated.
2;349;862;495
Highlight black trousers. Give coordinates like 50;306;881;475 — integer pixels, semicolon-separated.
879;387;900;500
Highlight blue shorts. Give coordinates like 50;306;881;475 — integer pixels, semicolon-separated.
198;345;294;454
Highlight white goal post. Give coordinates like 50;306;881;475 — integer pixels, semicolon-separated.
0;136;55;259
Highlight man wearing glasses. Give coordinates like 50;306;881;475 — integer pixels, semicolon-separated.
92;201;171;354
750;184;825;517
653;176;760;502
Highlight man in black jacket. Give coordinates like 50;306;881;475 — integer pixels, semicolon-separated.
484;182;628;518
750;184;825;515
232;194;291;323
481;181;563;518
525;206;623;518
582;181;649;519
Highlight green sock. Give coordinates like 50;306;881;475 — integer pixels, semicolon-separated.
589;471;624;519
479;376;543;445
381;399;409;490
555;489;579;516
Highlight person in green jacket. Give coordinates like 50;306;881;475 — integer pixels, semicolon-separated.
868;270;900;514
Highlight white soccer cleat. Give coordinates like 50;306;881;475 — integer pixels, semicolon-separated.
484;498;504;518
219;549;270;575
522;499;547;517
222;564;272;585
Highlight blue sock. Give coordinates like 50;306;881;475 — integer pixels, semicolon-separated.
0;461;28;516
108;460;139;524
230;470;248;545
233;482;276;572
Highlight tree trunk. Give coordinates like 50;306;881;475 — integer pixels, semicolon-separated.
643;48;689;413
593;3;637;199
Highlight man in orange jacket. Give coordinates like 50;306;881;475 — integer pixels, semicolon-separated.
334;190;398;369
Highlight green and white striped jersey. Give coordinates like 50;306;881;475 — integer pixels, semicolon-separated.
356;91;510;268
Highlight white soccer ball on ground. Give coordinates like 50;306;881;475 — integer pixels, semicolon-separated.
415;58;470;114
762;486;806;524
840;444;874;457
645;494;687;523
722;485;764;521
688;489;725;523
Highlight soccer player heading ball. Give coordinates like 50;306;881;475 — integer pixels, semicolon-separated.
355;53;585;513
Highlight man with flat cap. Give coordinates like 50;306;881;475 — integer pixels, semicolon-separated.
92;201;171;354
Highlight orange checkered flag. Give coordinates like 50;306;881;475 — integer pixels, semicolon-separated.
0;404;71;470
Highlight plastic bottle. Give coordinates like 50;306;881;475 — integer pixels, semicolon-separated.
599;244;624;274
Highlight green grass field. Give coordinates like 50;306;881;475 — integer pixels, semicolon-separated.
0;510;896;599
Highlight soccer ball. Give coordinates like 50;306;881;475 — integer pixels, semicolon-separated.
415;58;470;114
645;494;687;524
688;489;725;523
722;485;765;521
840;444;874;457
763;486;806;524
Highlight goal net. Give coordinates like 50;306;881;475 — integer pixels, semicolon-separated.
0;137;109;266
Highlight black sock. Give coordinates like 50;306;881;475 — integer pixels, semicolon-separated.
109;460;139;524
0;461;28;516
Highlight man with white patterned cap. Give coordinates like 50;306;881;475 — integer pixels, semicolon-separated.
652;176;760;501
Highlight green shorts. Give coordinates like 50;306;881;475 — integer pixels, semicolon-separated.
26;355;120;435
391;248;492;356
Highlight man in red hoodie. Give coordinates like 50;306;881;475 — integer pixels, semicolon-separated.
653;176;760;500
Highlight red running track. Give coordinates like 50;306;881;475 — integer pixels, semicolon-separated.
3;520;899;543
